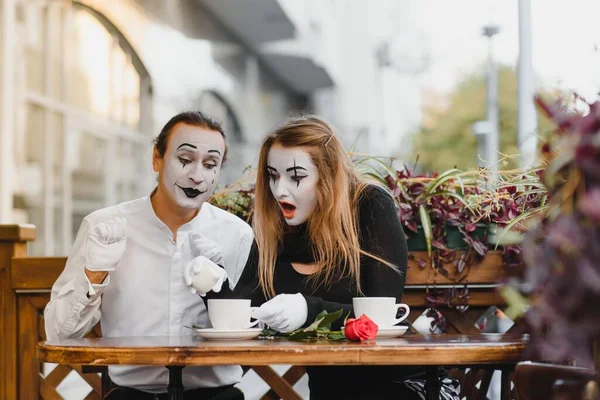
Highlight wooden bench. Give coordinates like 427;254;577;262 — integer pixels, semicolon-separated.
0;224;522;399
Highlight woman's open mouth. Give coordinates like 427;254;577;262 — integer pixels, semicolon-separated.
279;201;296;219
176;184;206;199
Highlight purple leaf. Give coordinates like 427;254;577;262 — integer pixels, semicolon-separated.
472;241;488;256
457;254;466;273
578;188;600;223
406;220;418;233
465;223;477;232
432;240;447;250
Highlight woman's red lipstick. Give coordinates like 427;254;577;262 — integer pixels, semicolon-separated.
278;201;296;219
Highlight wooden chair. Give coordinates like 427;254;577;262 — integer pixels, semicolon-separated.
514;361;597;400
552;379;599;400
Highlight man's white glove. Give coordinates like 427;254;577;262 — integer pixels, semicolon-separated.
189;232;224;265
183;256;228;296
252;293;308;333
85;217;127;272
184;233;226;295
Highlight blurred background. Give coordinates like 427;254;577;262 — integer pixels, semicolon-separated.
1;1;599;399
0;0;598;256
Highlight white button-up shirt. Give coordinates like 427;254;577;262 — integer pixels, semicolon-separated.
44;196;253;392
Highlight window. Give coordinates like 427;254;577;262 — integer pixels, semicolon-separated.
13;2;152;255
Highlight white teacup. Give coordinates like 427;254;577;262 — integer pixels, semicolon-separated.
352;297;410;328
207;299;259;330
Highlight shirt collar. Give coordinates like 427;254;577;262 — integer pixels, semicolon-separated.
144;191;211;233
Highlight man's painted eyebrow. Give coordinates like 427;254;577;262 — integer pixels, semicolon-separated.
177;143;197;150
286;166;308;173
207;149;221;155
267;166;277;171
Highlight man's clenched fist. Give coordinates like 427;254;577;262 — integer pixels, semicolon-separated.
85;217;127;272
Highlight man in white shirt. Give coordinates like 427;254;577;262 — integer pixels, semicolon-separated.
45;111;253;400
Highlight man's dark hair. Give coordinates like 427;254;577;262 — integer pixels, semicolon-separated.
154;111;228;164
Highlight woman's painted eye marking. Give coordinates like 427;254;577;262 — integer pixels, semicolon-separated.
267;166;279;182
286;159;308;188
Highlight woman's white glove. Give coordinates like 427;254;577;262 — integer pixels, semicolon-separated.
252;293;308;333
85;217;127;272
183;256;228;296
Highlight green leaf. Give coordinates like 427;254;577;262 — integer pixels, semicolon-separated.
543;148;574;189
288;330;318;341
499;285;530;320
354;162;386;181
260;328;285;337
348;131;365;153
260;309;346;341
343;310;352;326
326;332;348;341
455;175;465;196
491;205;549;248
514;189;549;199
303;311;327;332
363;172;389;186
418;204;433;256
353;155;397;180
312;309;343;332
425;168;464;195
427;190;471;210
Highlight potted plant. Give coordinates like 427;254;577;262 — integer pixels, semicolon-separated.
209;169;256;223
505;96;600;370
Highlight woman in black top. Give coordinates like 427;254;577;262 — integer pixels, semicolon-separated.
206;116;460;400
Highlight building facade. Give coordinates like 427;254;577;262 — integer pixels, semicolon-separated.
2;0;312;256
0;0;424;260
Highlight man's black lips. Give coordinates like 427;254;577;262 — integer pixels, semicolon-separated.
176;184;206;199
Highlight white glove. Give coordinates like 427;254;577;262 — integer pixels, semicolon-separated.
85;217;127;272
252;293;308;333
183;256;228;296
189;232;224;265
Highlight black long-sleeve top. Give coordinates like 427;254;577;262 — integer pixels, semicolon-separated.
211;185;425;398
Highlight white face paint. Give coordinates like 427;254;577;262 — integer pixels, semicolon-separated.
155;123;225;210
267;145;319;226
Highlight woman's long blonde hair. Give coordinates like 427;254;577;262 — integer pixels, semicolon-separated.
254;116;390;298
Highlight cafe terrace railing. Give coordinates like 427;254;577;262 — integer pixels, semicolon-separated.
0;224;522;400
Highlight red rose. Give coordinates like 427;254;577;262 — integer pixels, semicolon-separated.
344;315;378;341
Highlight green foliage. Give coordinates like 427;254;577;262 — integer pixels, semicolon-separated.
411;66;556;172
209;170;256;222
259;309;347;341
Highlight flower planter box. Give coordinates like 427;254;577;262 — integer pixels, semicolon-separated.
405;226;427;251
446;223;489;250
405;224;489;251
406;250;524;285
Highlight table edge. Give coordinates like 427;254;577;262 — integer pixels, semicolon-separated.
37;340;526;367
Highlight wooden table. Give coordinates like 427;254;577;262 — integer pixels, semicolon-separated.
37;334;527;400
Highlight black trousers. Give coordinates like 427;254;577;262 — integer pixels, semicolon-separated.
104;385;244;400
309;377;461;400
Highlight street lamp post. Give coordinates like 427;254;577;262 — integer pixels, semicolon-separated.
517;0;538;168
483;25;500;179
472;120;492;169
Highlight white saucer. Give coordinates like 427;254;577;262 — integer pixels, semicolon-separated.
341;325;408;339
194;328;262;341
376;326;408;338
